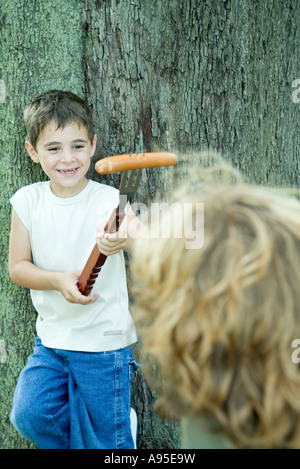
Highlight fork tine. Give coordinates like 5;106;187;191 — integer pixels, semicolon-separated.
120;170;131;190
128;169;142;188
120;170;141;189
127;170;136;187
119;171;128;188
133;169;142;188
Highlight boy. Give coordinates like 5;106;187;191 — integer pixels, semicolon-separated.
9;90;139;449
131;157;300;449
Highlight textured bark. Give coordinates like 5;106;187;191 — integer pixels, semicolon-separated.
84;0;300;192
83;0;300;448
0;0;300;450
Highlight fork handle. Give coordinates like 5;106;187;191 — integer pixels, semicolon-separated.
77;205;125;296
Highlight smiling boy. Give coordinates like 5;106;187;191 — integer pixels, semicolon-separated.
9;90;138;449
26;121;97;198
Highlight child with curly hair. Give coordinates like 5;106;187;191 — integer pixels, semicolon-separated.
131;156;300;449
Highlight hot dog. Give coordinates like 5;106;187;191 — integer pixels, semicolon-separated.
95;152;178;174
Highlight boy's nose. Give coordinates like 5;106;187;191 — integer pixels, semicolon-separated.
61;150;75;163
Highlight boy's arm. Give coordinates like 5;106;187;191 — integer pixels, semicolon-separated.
9;209;98;305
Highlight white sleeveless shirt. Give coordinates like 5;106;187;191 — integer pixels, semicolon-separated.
10;180;137;352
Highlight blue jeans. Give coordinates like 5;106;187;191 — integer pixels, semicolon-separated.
10;337;138;449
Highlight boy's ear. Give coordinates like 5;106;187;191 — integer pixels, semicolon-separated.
25;141;40;163
90;134;97;158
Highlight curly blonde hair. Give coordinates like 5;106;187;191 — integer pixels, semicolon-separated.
131;157;300;448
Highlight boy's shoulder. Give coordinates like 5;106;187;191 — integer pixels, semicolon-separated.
12;180;118;197
11;181;49;199
88;179;118;194
86;179;119;201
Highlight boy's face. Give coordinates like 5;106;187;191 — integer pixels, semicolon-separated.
25;121;97;198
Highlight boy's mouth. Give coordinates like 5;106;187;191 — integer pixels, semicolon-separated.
57;168;79;177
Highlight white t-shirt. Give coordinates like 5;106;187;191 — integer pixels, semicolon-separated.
10;180;137;352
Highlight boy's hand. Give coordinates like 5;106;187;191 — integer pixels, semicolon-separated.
95;204;146;256
57;270;99;305
96;229;127;256
95;219;127;256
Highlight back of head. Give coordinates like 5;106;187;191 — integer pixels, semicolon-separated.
132;154;300;448
23;89;94;148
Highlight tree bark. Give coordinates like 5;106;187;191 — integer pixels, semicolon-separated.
84;0;300;190
83;0;300;448
0;0;299;449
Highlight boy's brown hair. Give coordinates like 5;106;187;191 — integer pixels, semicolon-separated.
23;90;94;148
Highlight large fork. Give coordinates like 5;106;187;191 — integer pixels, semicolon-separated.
77;169;142;296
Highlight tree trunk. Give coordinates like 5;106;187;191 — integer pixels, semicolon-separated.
83;0;300;448
84;0;300;190
0;0;299;449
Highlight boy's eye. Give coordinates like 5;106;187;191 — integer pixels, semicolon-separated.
74;144;84;150
49;147;59;152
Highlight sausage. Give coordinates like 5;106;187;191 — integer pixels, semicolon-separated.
95;152;178;174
